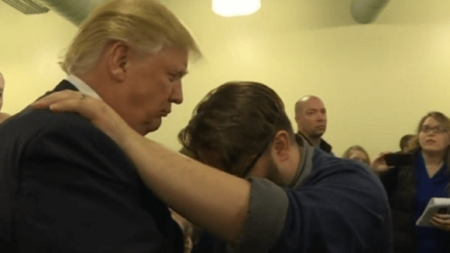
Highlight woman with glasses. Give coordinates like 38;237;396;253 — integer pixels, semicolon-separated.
372;111;450;253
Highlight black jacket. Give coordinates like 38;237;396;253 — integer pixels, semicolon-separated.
297;132;332;154
380;165;417;253
380;155;450;253
0;81;183;253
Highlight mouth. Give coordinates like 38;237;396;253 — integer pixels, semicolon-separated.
425;139;436;144
161;111;171;117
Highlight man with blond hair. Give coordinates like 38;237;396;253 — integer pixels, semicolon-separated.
0;0;200;252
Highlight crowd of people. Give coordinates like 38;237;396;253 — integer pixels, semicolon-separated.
0;0;449;253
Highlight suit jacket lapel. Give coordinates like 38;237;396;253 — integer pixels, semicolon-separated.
52;80;78;92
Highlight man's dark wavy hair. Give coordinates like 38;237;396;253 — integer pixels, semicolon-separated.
178;81;295;176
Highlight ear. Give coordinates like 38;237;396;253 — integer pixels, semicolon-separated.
270;130;293;163
107;41;131;82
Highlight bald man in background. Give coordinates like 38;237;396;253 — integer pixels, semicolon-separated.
294;96;332;154
0;72;10;124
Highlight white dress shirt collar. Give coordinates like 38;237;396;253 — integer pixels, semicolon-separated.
66;75;102;100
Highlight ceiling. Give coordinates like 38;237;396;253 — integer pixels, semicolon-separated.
160;0;450;35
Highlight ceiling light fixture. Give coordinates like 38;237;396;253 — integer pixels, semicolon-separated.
212;0;261;17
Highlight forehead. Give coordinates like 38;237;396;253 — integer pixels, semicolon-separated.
302;98;325;111
422;117;441;126
350;150;366;157
152;46;188;70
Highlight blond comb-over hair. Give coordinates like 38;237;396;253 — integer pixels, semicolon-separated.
61;0;200;75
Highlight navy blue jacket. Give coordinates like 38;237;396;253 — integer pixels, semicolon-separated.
0;81;183;253
194;148;393;253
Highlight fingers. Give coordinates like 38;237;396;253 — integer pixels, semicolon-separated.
375;152;392;161
371;152;389;171
433;213;450;219
430;219;441;228
431;214;450;225
430;214;450;231
31;90;86;109
30;89;131;146
47;99;86;114
31;90;101;121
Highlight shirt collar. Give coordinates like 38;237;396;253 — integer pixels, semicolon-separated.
66;75;102;100
297;131;333;154
290;134;315;189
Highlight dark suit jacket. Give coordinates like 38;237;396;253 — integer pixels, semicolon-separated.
0;81;183;253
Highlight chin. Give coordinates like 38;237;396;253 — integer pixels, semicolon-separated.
312;132;325;139
145;119;162;134
422;146;445;154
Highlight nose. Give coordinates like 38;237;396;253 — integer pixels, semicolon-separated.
427;132;436;136
317;112;326;122
170;81;183;104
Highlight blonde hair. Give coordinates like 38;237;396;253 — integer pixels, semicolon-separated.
61;0;200;75
342;145;371;165
407;112;450;155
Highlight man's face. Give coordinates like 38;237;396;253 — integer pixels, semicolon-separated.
0;73;4;111
297;98;327;139
108;46;188;135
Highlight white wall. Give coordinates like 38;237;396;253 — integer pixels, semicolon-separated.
154;0;450;161
0;2;77;114
2;0;450;162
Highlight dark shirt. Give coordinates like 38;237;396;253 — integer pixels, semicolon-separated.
415;153;450;253
0;81;183;253
194;136;392;253
297;131;333;154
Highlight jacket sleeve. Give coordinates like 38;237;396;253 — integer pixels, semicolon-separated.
379;167;400;198
13;114;182;253
269;164;392;253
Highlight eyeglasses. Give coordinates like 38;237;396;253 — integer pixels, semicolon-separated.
240;147;267;177
239;133;275;177
420;125;448;134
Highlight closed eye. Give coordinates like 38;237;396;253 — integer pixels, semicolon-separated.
168;74;177;81
169;71;188;82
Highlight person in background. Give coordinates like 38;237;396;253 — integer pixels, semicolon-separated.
0;0;200;252
400;134;415;152
0;72;10;124
294;96;332;154
342;145;371;166
372;111;450;253
32;82;393;253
